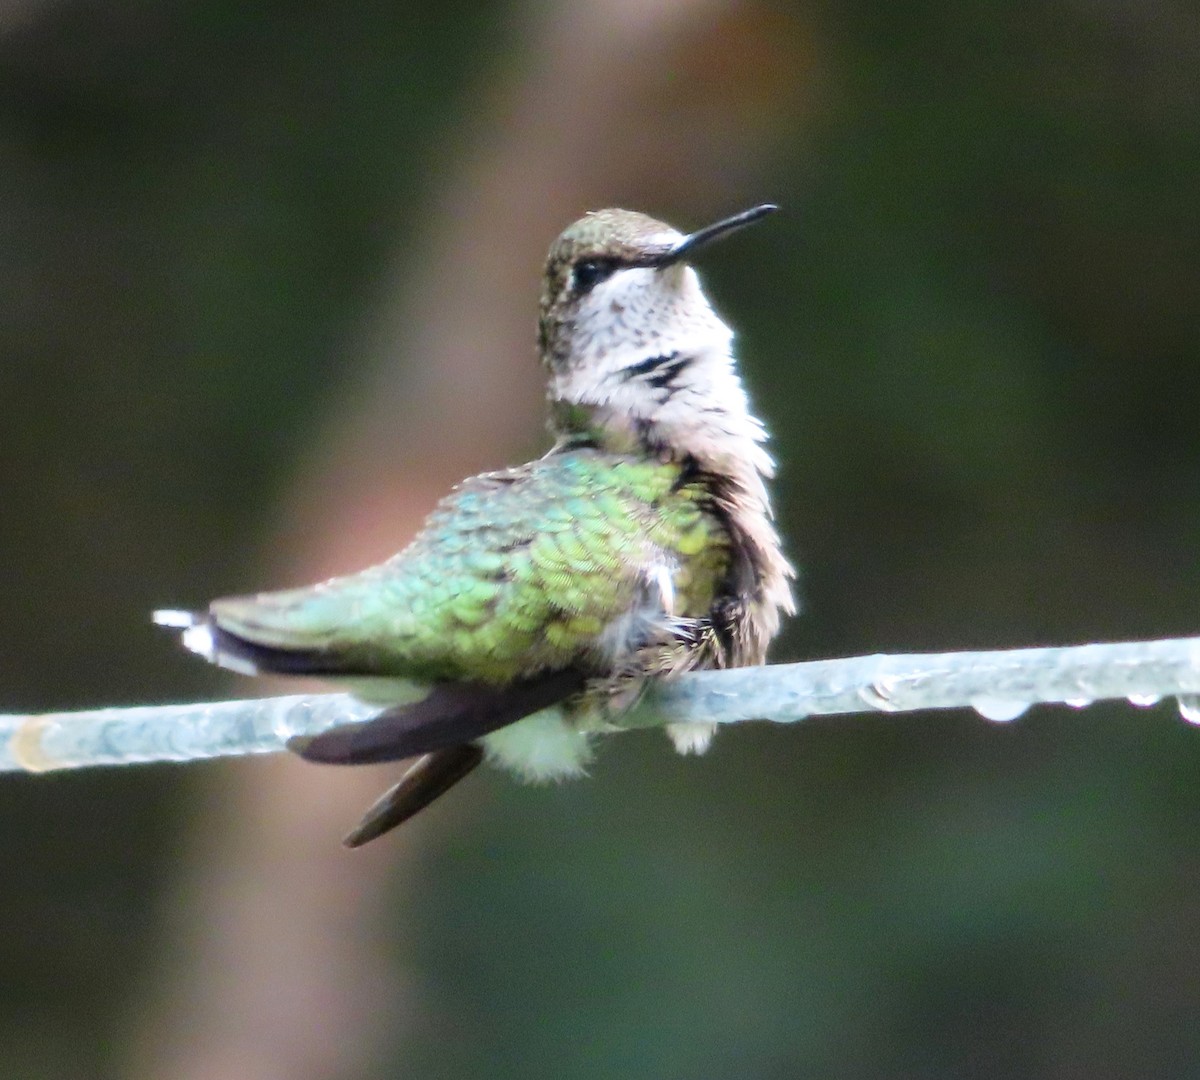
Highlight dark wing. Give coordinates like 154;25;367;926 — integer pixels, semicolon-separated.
286;668;587;765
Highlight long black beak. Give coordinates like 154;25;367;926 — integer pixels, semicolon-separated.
650;203;778;267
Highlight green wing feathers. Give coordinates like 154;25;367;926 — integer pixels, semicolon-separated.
210;449;731;683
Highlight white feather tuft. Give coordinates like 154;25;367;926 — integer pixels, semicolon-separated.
666;721;716;755
481;708;594;781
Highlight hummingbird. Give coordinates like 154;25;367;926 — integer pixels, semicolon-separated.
155;204;795;846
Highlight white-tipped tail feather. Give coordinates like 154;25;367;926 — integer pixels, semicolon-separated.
152;609;261;676
151;608;195;629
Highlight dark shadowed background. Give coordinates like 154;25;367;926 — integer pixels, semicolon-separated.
2;2;1199;1077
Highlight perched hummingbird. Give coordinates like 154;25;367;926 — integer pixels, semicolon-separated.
155;204;795;846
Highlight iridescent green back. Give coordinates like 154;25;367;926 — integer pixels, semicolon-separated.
211;449;731;684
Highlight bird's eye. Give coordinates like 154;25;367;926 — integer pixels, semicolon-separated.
572;258;616;293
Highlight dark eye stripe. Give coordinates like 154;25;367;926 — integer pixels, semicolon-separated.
572;258;618;292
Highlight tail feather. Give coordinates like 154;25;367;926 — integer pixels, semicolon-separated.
341;745;484;847
152;609;368;678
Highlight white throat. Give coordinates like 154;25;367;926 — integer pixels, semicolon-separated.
550;264;776;486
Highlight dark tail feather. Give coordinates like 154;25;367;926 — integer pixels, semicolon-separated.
342;745;484;848
288;668;587;765
289;668;586;843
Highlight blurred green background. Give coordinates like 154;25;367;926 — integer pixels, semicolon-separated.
2;1;1200;1077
